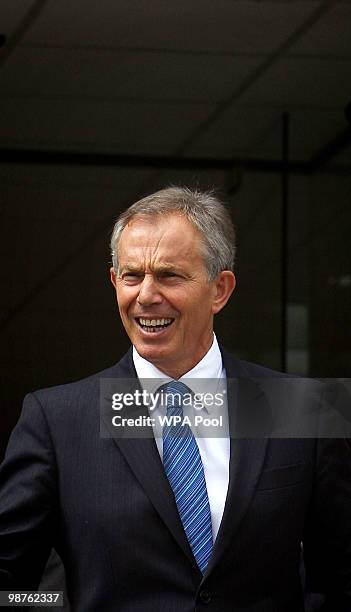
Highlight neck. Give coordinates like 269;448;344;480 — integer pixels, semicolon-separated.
149;337;214;379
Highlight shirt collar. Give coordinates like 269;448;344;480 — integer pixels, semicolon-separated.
132;334;224;413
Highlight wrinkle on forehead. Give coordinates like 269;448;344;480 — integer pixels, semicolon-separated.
118;214;204;272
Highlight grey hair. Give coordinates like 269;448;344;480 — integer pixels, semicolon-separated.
110;186;236;281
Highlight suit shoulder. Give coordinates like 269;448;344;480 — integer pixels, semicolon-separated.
237;359;287;378
220;347;288;379
20;350;136;427
29;354;134;410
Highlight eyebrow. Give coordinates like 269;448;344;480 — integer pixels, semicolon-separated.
119;263;183;275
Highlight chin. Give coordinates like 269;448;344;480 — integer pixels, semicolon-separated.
135;343;163;360
138;345;173;368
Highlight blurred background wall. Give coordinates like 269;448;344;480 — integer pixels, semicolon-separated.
1;0;351;460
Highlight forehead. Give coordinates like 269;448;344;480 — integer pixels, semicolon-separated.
118;214;203;263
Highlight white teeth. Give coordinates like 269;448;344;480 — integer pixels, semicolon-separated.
138;318;172;327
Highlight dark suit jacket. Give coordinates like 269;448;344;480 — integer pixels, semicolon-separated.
0;348;350;612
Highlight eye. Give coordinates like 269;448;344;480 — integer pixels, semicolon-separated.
121;273;143;284
158;271;179;281
160;270;179;277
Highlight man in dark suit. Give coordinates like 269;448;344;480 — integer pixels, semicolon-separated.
0;187;350;611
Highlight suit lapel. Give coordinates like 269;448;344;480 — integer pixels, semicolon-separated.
205;350;269;574
116;436;197;569
105;349;199;571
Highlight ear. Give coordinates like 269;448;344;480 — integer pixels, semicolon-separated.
212;271;236;314
110;266;118;289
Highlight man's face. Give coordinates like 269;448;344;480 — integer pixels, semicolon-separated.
110;213;234;378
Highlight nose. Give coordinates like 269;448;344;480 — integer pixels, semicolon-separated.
137;274;163;306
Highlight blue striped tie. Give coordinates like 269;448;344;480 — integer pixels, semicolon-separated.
162;380;213;573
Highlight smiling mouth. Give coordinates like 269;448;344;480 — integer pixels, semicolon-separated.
136;317;175;333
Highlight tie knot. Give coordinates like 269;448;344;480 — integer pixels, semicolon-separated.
160;380;192;413
165;380;190;396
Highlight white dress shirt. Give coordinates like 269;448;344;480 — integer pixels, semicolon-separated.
132;334;230;542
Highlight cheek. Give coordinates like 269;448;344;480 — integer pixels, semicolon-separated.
116;288;135;310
